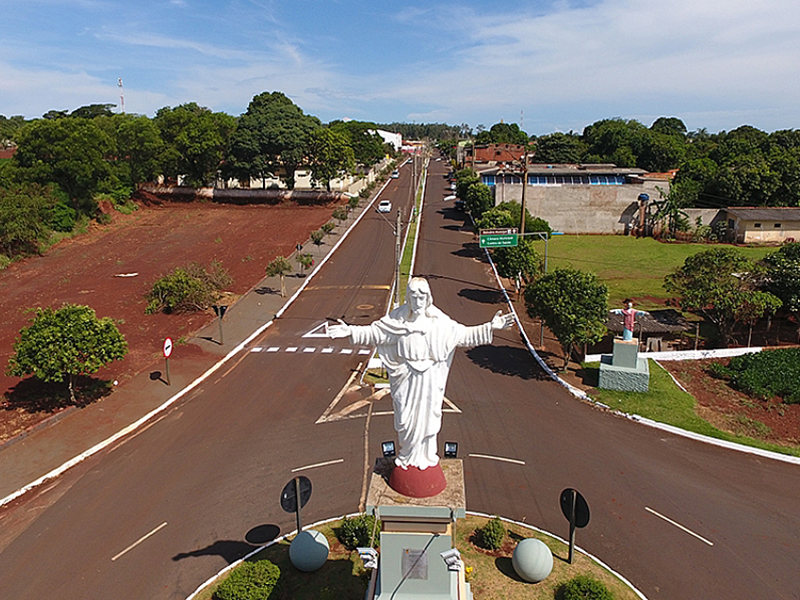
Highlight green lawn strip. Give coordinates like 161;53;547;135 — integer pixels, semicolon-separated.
584;360;800;458
457;515;640;600
398;169;426;304
196;516;642;600
534;236;772;308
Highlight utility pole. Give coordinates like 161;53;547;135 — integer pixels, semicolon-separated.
519;148;528;235
395;208;402;308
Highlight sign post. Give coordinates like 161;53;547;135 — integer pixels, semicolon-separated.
212;305;228;345
280;476;312;534
163;337;173;386
560;488;590;564
479;227;519;248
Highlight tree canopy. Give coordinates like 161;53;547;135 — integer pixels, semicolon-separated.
524;268;608;367
665;248;782;347
7;304;128;403
307;127;355;191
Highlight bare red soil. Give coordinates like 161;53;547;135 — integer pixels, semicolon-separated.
0;200;335;442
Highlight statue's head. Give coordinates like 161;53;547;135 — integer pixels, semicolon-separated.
407;277;433;316
623;298;633;309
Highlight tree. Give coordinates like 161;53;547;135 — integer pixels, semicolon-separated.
154;103;235;187
492;237;543;286
665;248;781;347
13;117;113;212
307;127;355;191
761;242;800;314
70;103;116;119
455;168;480;201
533;132;587;163
115;115;164;187
296;253;313;275
310;229;325;252
464;182;493;217
0;184;59;256
650;117;687;137
265;255;293;297
475;122;528;145
227;92;320;189
145;262;232;314
329;120;386;166
7;304;128;403
524;268;608;367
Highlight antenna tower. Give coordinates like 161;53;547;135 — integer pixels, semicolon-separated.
118;78;125;114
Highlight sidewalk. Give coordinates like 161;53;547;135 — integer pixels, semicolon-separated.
0;191;383;506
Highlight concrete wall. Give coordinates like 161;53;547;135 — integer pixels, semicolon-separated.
491;179;667;234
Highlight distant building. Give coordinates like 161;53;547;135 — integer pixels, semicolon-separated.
724;207;800;244
371;129;402;152
477;163;666;234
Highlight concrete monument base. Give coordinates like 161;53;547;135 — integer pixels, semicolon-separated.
598;354;650;392
365;458;471;600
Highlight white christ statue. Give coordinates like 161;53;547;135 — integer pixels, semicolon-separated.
328;277;514;471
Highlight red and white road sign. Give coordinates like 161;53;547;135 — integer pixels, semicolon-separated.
163;337;173;358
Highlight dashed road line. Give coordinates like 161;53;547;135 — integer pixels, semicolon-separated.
291;458;344;473
468;453;526;465
645;507;714;546
111;522;168;561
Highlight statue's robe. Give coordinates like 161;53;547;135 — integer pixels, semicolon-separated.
349;304;493;470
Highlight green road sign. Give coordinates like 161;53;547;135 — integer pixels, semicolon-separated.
479;227;519;248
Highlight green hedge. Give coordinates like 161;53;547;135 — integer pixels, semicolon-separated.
475;516;505;550
213;559;280;600
559;574;615;600
335;514;378;550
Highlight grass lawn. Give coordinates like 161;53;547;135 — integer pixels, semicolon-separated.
583;360;800;458
531;236;773;309
195;515;642;600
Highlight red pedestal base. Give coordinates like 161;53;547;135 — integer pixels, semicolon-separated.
388;463;447;498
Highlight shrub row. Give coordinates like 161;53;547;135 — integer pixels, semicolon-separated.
708;347;800;404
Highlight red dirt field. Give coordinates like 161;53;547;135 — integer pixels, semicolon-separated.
0;200;336;442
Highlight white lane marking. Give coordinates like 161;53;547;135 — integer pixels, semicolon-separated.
266;347;280;352
358;348;371;355
291;458;344;473
645;507;714;546
468;453;526;465
303;347;316;353
250;347;262;352
340;348;353;354
302;322;330;338
111;522;168;561
321;347;334;354
285;347;298;353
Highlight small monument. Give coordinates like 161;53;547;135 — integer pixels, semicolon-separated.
328;277;513;497
599;299;650;391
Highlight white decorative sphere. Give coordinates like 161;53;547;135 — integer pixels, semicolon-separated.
289;529;329;572
512;538;553;583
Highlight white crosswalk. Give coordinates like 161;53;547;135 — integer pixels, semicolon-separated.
250;346;372;355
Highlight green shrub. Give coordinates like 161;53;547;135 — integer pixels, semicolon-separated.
706;361;732;380
332;207;347;222
559;574;615;600
723;348;800;404
321;222;335;234
349;196;360;209
335;514;378;550
50;201;77;232
213;559;280;600
145;261;232;314
310;230;325;246
476;516;505;550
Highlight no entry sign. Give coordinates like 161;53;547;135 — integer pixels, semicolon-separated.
163;337;173;359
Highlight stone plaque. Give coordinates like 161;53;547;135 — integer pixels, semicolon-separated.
402;549;428;580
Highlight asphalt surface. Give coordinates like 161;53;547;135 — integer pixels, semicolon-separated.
0;157;799;600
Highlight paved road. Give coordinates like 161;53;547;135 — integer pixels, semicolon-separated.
0;157;799;600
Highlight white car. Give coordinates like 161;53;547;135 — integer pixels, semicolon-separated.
444;195;456;201
391;170;400;179
378;200;392;213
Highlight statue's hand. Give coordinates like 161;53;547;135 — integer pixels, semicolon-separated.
327;319;351;339
491;310;515;330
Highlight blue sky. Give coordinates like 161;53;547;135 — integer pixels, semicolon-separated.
2;0;800;135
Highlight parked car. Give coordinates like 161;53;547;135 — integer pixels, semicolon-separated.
444;194;456;201
391;170;400;179
378;200;392;213
454;199;465;211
